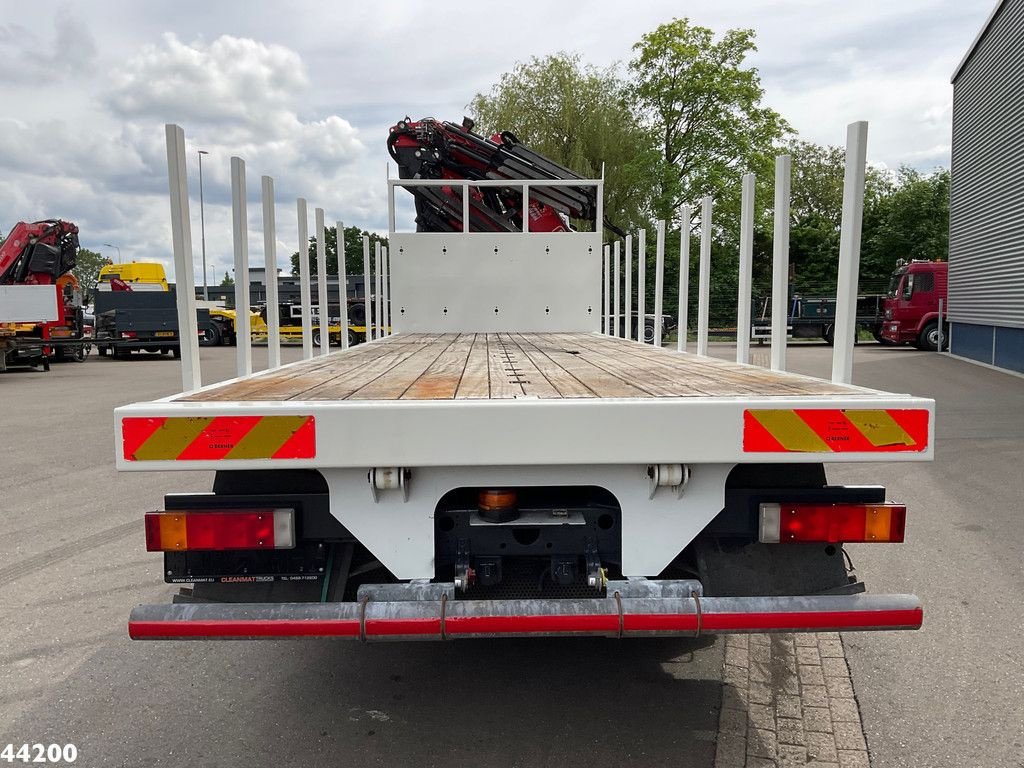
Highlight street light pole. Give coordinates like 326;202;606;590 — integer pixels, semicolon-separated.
198;150;210;301
103;243;121;261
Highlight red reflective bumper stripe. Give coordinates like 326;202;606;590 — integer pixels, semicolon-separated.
624;613;699;632
444;614;620;635
701;608;923;632
128;619;360;638
365;618;440;636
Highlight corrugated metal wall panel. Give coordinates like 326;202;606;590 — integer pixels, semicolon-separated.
949;0;1024;328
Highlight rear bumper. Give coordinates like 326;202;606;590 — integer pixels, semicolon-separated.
129;593;923;641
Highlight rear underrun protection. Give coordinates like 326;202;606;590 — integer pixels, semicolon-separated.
128;463;923;640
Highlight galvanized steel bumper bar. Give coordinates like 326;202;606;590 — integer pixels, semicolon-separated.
129;593;923;640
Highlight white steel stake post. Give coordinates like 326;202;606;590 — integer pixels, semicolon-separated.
297;198;313;359
637;229;646;343
163;124;200;392
374;241;383;340
337;221;349;350
832;121;869;384
382;246;390;336
598;243;606;333
230;157;252;378
771;155;792;372
678;205;692;353
624;234;633;344
315;208;329;356
654;220;666;347
262;176;281;369
361;235;372;344
736;173;755;364
697;196;713;356
613;240;621;337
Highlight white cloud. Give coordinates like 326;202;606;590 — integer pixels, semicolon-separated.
0;0;996;283
0;12;97;83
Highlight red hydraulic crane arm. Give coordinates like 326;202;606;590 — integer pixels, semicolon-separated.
387;117;621;235
0;219;80;286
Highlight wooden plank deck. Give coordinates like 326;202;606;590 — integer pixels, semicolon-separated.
177;333;873;402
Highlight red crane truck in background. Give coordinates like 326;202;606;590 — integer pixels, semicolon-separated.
122;119;931;642
880;260;948;351
0;219;84;370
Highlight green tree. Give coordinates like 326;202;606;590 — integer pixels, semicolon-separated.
629;18;790;228
861;167;949;283
290;225;389;278
220;271;234;286
784;140;892;294
469;53;659;234
71;248;108;302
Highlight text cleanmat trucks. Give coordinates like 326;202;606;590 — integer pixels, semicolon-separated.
121;121;932;641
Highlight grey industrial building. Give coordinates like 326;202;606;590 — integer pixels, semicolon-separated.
949;0;1024;373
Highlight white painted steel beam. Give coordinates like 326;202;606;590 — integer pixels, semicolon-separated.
337;221;349;350
697;196;713;356
230;156;252;378
374;241;383;340
624;234;633;344
315;207;329;356
678;204;692;353
832;121;869;384
603;244;610;334
163;124;201;392
737;173;755;364
262;176;281;369
654;220;666;347
613;240;621;338
297;198;313;360
115;391;936;473
637;229;646;343
771;155;792;372
383;246;390;337
362;235;372;343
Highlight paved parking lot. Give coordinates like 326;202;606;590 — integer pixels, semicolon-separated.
2;343;1021;767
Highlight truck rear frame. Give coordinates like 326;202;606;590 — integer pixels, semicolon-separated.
119;123;932;641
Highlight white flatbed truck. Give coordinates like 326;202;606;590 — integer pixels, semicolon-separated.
121;128;931;641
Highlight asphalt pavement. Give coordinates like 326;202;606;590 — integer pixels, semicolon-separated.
2;342;1021;767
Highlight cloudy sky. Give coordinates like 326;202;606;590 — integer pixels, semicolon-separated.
0;0;993;283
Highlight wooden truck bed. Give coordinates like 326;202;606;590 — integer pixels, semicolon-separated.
179;333;868;403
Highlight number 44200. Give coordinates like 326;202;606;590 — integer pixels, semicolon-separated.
0;745;77;764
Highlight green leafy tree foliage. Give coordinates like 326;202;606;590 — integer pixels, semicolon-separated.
629;18;790;230
861;167;949;282
220;271;234;286
469;53;659;234
786;140;893;294
71;248;108;302
290;225;388;278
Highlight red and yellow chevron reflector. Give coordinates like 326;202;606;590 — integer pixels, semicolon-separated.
744;409;928;453
122;415;315;461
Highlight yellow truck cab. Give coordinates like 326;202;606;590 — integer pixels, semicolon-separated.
97;263;170;291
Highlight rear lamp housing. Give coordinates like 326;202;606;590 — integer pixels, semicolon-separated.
144;509;296;552
759;502;906;544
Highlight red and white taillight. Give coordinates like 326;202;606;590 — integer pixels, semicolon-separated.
144;509;296;552
759;502;907;544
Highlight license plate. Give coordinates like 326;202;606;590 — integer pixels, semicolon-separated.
155;331;175;338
